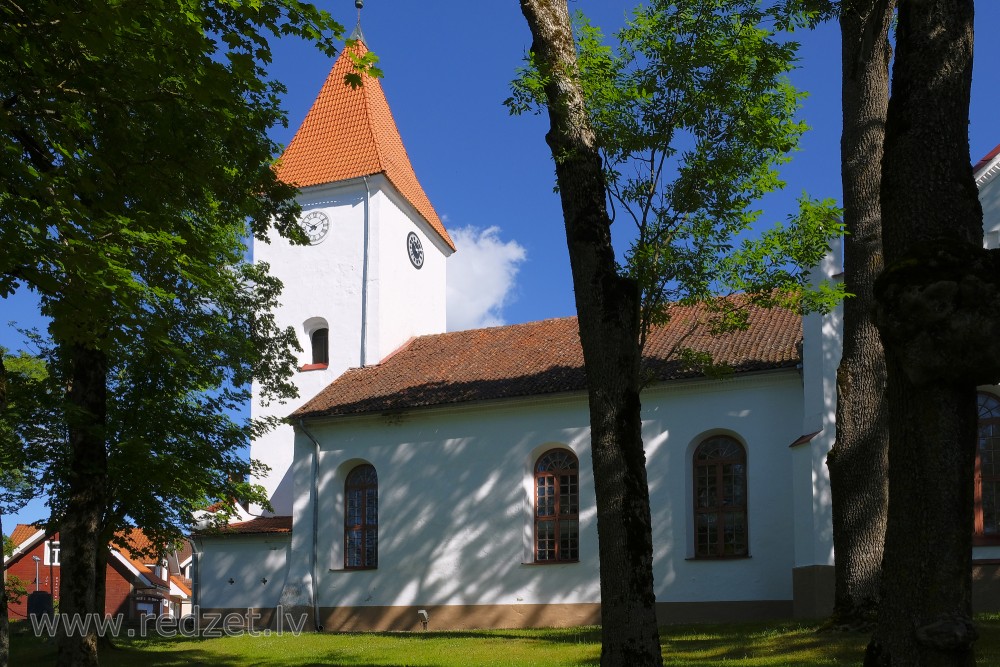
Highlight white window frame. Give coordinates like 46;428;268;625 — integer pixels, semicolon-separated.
43;540;61;566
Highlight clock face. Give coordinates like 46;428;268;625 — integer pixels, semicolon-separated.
298;210;330;245
407;231;424;269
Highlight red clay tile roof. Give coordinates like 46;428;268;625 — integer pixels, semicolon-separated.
170;575;192;597
173;540;192;564
275;40;455;251
112;528;175;588
207;516;293;535
974;143;1000;174
9;523;44;547
6;523;180;589
294;301;802;420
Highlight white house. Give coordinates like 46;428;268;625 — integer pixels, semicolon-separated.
192;32;1000;631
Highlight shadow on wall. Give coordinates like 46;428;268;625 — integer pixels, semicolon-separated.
310;398;602;632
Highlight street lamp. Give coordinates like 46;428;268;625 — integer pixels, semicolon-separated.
31;555;41;592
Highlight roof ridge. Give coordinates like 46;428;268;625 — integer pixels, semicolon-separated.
292;302;802;421
355;41;383;182
429;316;579;338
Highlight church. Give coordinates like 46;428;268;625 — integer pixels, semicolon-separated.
192;30;1000;631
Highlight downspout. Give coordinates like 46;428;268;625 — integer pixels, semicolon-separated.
360;175;371;367
298;419;324;630
190;537;202;610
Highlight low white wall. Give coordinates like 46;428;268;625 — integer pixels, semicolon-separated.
197;535;291;610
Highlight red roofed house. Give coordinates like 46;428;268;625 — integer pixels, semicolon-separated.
193;19;1000;632
4;525;192;622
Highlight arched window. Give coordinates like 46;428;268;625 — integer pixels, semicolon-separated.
345;464;378;569
534;449;579;563
976;393;1000;544
311;328;329;365
694;435;748;558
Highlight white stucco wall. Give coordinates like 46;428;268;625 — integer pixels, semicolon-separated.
251;179;370;514
644;373;803;603
196;535;291;610
251;176;451;515
369;176;449;363
269;370;804;612
792;238;843;569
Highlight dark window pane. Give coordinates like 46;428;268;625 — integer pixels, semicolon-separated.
694;437;747;557
345;464;378;568
311;328;329;365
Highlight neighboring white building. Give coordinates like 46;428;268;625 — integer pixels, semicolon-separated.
193;32;1000;631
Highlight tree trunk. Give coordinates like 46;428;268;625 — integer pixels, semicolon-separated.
56;342;108;667
1;511;9;667
94;541;114;650
827;0;894;630
517;2;662;665
866;0;985;664
1;357;8;667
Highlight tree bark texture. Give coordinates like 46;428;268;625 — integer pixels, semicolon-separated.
56;342;108;667
517;2;663;665
866;1;988;664
827;0;894;630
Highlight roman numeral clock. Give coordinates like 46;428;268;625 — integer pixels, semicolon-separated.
406;231;424;269
299;210;330;244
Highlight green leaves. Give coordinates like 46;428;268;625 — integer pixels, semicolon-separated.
0;349;50;513
511;0;842;346
0;0;341;541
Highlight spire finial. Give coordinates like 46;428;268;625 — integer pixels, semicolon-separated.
350;0;366;43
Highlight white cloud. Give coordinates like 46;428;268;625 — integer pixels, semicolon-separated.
446;225;527;331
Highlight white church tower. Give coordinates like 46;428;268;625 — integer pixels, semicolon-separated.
251;32;456;515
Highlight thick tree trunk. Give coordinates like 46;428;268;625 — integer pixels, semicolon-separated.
866;0;986;664
827;0;894;630
56;342;108;667
517;2;662;666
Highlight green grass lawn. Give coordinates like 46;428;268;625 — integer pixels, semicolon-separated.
10;616;1000;666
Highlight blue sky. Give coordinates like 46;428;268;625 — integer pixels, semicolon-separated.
4;1;1000;529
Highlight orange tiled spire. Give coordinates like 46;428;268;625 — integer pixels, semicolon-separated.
275;39;455;251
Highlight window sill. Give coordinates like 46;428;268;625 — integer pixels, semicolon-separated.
521;560;580;566
329;566;377;572
685;554;751;561
299;363;329;372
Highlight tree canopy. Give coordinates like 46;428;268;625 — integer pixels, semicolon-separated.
0;1;365;664
509;0;843;348
0;0;354;545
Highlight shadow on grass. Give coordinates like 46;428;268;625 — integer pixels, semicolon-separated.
8;618;922;667
374;625;603;644
13;638;438;667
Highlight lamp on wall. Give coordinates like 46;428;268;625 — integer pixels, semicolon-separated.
32;556;41;592
417;609;429;631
